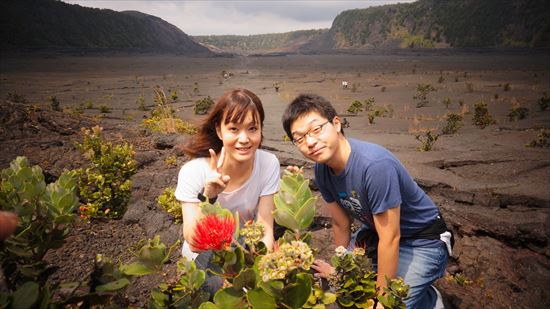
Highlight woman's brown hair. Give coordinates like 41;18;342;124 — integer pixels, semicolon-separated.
182;88;265;158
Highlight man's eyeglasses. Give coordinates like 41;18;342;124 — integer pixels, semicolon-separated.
292;120;331;146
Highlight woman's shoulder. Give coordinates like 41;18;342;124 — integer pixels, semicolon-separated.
179;157;209;173
256;149;280;165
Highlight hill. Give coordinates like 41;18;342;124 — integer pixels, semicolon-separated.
193;29;327;55
194;0;550;54
0;0;211;55
304;0;550;51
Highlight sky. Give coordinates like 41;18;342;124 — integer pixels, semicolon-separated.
63;1;416;36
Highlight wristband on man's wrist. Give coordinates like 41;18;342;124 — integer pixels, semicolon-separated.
197;189;217;203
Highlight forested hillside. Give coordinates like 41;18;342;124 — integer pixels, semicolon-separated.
0;0;211;55
320;0;550;49
195;0;550;54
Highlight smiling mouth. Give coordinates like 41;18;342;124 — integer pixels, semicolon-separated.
236;146;252;152
310;147;324;156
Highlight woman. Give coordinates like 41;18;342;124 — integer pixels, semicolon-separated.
175;88;279;262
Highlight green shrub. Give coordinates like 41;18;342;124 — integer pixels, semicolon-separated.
473;101;496;129
503;83;511;91
442;97;452;109
49;96;61;111
85;100;94;109
526;129;549;148
194;96;215;115
347;100;364;114
413;84;436;108
99;104;111;113
508;106;529;121
441;113;463;135
157;187;182;223
193;82;199;94
137;94;148;111
76;126;136;219
0;157;79;290
414;129;440;151
465;82;474;92
537;94;549;111
171;90;178;102
364;97;375;111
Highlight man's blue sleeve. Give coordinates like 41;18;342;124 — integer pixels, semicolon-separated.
365;159;402;214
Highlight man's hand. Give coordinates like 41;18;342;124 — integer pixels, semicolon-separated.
311;259;335;278
285;165;303;174
203;147;231;199
0;211;18;241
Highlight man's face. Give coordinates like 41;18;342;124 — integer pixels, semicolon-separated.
290;111;341;164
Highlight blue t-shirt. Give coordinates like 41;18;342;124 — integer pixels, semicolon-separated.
315;138;440;245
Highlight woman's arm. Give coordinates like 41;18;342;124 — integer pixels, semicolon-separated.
256;194;275;250
181;201;202;251
373;205;401;292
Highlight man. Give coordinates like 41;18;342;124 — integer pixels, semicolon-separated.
282;94;451;309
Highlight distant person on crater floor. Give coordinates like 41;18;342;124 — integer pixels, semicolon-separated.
175;88;279;292
282;94;453;309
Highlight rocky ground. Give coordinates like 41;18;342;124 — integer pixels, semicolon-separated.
1;52;549;308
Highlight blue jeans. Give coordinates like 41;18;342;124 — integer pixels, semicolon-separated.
372;242;448;309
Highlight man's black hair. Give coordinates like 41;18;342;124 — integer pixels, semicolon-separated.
282;94;343;139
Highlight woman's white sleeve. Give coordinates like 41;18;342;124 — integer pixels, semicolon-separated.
174;160;204;202
260;154;280;196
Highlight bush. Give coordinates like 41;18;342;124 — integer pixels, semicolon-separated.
442;97;452;109
347;100;364;114
538;94;549;111
503;83;511;91
157;187;182;223
364;97;375;111
0;157;79;299
413;84;436;108
508;106;529;121
473;101;496;129
49;96;61;111
99;104;111;113
441;113;463;135
526;129;549;148
414;129;440;151
194;96;215;115
465;81;474;92
85;100;94;109
76;126;136;219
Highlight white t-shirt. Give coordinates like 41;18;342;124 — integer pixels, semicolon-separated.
175;149;280;259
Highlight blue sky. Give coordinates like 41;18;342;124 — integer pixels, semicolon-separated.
63;1;416;36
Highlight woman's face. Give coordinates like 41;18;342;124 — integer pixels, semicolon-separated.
216;111;262;164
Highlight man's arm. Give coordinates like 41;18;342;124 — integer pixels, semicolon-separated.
373;205;401;293
327;201;352;247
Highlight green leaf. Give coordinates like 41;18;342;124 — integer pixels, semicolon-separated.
12;281;39;309
284;273;312;308
296;197;316;229
199;302;219;309
321;292;337;304
273;208;299;231
120;262;155;276
259;280;284;299
233;268;256;290
247;288;277;309
213;287;246;309
96;278;130;292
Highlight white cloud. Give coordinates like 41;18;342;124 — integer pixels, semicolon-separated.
63;1;416;35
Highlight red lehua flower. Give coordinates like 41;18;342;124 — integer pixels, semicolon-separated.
191;215;235;251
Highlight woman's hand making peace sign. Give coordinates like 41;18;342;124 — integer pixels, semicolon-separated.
202;147;231;200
